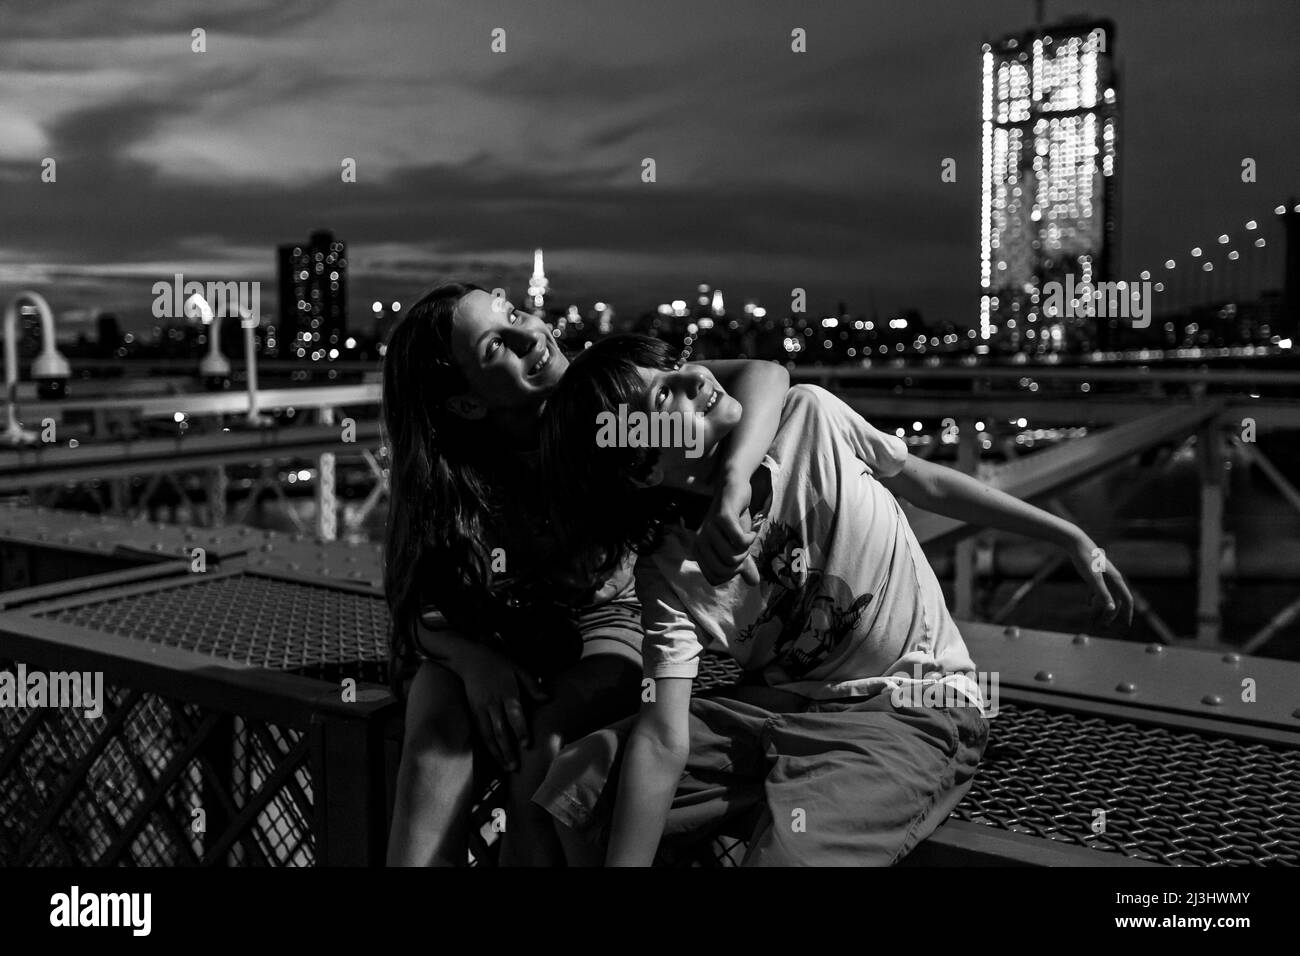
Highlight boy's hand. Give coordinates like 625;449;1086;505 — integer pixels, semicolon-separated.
693;475;759;586
457;642;548;772
1066;535;1134;629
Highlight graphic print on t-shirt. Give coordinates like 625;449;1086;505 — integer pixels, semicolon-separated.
736;497;874;679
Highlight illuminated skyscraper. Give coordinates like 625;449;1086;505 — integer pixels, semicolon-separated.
980;19;1119;352
277;230;347;362
527;248;549;310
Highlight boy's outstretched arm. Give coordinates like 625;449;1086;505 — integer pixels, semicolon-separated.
880;456;1135;627
605;676;692;866
695;360;790;586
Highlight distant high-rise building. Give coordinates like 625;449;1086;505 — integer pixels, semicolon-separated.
980;19;1119;352
96;312;122;357
278;229;347;361
527;248;549;310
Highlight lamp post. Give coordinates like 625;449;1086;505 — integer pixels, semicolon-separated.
185;293;231;385
237;305;273;428
4;291;71;446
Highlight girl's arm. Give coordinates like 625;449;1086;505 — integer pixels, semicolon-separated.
605;676;693;866
880;457;1134;627
695;360;790;585
414;618;546;771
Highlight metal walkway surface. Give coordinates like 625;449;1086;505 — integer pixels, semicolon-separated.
1;520;1296;866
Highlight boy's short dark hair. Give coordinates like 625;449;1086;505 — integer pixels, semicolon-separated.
540;334;690;580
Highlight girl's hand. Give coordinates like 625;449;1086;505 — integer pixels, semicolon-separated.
1066;535;1135;629
457;642;548;772
693;474;760;586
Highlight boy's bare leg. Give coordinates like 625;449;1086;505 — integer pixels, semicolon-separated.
387;661;476;866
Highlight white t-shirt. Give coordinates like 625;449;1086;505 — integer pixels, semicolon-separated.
636;384;983;708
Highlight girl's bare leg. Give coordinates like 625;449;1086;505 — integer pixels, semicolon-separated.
387;661;476;866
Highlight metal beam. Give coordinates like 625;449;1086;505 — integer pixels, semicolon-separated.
17;383;381;421
953;417;979;618
0;421;382;491
317;407;337;542
795;365;1300;387
1196;422;1226;644
908;402;1225;550
958;619;1300;736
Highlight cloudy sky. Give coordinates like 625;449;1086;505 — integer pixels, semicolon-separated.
1;0;1297;334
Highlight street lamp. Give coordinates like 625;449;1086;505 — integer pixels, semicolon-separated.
185;293;231;386
237;305;273;428
4;291;71;446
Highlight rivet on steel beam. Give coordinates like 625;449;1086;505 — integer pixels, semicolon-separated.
1004;626;1021;639
1292;709;1300;720
1116;682;1136;694
1202;694;1223;706
1034;671;1054;682
1221;653;1240;664
1145;644;1164;654
1072;634;1088;645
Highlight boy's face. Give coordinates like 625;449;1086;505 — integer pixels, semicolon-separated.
633;363;743;486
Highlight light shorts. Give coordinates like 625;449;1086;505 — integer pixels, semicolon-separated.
574;578;643;667
412;572;644;669
532;684;989;866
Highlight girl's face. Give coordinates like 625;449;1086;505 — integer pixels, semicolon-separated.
449;289;569;411
633;362;743;487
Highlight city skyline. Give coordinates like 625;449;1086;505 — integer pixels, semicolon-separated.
2;0;1298;335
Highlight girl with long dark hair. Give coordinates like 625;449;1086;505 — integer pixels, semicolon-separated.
382;284;789;865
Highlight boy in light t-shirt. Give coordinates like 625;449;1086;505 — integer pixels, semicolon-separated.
537;335;1133;866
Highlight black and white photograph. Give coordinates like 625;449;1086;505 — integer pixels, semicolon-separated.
0;0;1297;934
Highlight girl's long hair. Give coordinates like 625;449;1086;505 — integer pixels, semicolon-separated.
540;334;691;581
381;282;501;686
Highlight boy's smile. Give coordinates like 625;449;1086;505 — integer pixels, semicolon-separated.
632;362;744;489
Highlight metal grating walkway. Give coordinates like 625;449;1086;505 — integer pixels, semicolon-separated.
957;703;1300;866
12;580;1299;866
691;655;1300;866
33;573;390;684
